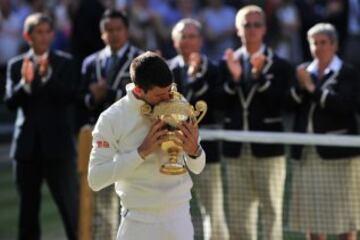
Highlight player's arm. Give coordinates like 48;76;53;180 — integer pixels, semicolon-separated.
88;114;143;191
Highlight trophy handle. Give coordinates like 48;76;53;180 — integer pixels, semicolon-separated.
194;101;207;125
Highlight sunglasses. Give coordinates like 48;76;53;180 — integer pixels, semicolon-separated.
242;22;264;29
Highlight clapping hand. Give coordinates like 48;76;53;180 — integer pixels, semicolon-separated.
250;53;266;78
21;57;34;83
188;52;202;78
224;48;242;82
90;79;109;102
38;56;49;77
296;64;315;93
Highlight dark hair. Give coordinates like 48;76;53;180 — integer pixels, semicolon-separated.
130;52;173;92
23;13;54;34
100;9;129;32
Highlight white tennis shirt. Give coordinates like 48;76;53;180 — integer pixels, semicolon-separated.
88;83;206;210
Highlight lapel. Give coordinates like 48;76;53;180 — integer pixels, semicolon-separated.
170;56;186;94
111;45;135;89
95;48;107;81
48;51;55;70
319;70;339;90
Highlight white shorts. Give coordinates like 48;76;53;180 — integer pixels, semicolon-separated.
116;204;194;240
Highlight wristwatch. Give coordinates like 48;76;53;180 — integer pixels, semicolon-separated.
188;145;202;159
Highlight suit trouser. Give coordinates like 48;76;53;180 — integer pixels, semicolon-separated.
192;163;229;240
14;158;78;240
224;147;286;240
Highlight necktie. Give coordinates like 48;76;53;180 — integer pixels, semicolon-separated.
242;56;252;94
321;70;334;82
106;53;119;85
310;73;319;87
177;65;190;95
243;56;252;81
311;70;334;87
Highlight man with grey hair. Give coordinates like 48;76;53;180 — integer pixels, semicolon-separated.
307;22;339;45
168;18;229;240
288;22;360;240
218;5;293;240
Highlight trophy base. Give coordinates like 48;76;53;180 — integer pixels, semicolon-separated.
160;163;187;175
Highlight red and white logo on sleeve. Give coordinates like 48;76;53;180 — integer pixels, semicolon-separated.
97;140;110;148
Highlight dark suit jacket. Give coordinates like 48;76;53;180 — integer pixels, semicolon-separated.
5;50;77;162
218;46;293;158
168;55;221;163
288;62;360;160
80;44;142;124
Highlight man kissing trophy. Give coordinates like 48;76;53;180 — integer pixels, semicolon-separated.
141;84;207;175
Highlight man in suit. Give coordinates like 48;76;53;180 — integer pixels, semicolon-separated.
168;18;229;240
4;13;78;240
80;9;143;125
79;9;142;239
219;5;293;240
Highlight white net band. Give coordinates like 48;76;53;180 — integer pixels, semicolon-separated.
200;129;360;147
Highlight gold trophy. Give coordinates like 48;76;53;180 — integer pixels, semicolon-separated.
141;84;207;175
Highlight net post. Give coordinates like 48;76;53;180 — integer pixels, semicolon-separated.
77;125;94;240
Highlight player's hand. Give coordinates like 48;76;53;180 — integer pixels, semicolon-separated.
224;48;242;82
138;119;168;159
175;119;200;157
21;57;34;83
